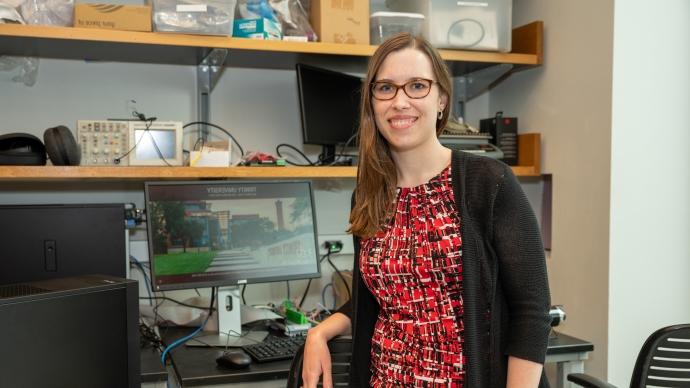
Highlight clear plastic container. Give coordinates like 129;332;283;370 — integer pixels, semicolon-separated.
386;0;512;52
369;11;424;45
152;0;237;35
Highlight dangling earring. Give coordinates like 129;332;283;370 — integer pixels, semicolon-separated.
437;111;443;120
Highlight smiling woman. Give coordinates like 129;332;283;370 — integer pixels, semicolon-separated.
300;33;551;388
351;34;453;237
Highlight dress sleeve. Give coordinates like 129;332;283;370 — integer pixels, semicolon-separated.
492;165;552;364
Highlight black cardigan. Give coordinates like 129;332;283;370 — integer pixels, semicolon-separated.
338;151;552;388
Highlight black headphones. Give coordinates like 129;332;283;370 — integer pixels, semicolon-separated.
0;126;81;166
43;125;81;166
0;132;48;165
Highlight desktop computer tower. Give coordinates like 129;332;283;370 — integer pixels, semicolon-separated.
0;275;140;388
0;203;127;285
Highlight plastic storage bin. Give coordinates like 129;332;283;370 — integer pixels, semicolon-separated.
386;0;512;52
370;12;424;44
152;0;237;35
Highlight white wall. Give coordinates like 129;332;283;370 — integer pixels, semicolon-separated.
491;0;615;379
608;0;690;385
0;59;357;310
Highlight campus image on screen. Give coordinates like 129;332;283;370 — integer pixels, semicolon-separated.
146;181;320;290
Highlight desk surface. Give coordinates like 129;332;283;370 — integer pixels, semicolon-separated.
546;332;594;355
166;329;593;387
141;347;168;384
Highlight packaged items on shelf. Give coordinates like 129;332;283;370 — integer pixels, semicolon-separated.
272;0;317;41
233;17;282;40
310;0;369;44
237;0;316;41
369;11;424;45
74;3;152;32
386;0;513;52
152;0;237;35
20;0;74;26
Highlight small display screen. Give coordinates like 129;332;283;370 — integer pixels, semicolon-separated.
135;129;176;159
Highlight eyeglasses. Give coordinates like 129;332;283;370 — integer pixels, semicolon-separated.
371;78;436;100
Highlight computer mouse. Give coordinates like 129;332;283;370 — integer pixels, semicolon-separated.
216;350;252;369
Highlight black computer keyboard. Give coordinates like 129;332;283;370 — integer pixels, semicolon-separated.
242;335;306;362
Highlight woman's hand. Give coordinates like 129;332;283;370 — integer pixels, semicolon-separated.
301;328;333;388
299;312;351;388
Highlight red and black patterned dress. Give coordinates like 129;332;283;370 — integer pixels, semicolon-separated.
359;165;465;387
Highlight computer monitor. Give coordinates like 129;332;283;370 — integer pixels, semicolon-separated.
0;204;127;285
296;63;362;165
144;180;320;346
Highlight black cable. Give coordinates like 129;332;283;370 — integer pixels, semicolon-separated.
183;121;245;159
111;114;174;166
241;284;247;305
321;283;335;310
115;118;154;163
298;252;331;308
325;133;358;166
153;290;165;326
139;319;164;350
446;18;485;48
275;143;315;166
139;296;216;312
129;257;153;305
327;254;351;300
192;137;204;152
286;281;291;301
298;279;312;309
148;130;174;167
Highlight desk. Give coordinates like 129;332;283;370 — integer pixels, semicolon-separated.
141;347;170;388
546;332;594;388
166;329;592;387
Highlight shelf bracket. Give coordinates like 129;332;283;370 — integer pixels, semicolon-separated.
452;63;514;119
197;48;228;139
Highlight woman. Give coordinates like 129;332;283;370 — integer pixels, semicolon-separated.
302;33;551;388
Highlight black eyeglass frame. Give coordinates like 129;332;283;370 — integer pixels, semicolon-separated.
370;78;437;100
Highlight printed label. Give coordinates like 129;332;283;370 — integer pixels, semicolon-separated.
331;0;354;11
457;1;489;6
176;4;207;12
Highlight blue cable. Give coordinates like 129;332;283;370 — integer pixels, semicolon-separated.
129;255;153;303
160;288;216;365
160;324;205;364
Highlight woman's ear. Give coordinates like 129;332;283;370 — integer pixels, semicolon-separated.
439;93;449;111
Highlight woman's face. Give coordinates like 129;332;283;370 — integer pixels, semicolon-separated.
371;47;447;154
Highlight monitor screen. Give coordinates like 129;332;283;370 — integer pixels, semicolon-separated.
0;204;127;285
296;64;361;162
128;121;183;166
145;180;320;291
134;129;176;159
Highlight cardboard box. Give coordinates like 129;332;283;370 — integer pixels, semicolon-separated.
233;18;282;40
74;3;152;32
189;140;231;167
310;0;369;44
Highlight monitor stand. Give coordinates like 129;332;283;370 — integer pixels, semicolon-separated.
319;145;336;165
319;144;352;166
187;286;268;347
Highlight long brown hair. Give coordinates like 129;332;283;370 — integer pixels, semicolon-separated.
348;33;452;238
